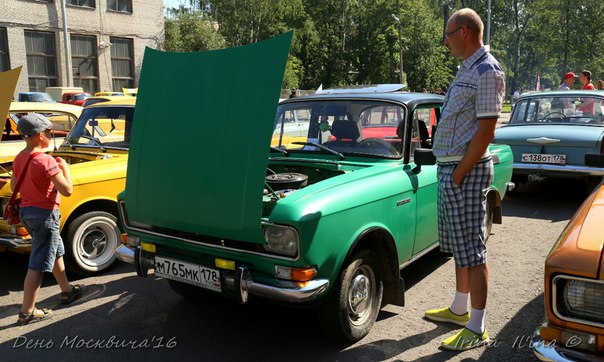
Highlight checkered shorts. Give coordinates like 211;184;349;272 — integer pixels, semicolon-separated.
437;158;494;268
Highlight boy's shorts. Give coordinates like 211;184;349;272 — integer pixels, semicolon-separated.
437;158;494;268
19;207;65;273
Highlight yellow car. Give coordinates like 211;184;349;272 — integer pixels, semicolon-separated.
82;95;135;108
0;98;134;276
93;91;124;97
1;102;82;162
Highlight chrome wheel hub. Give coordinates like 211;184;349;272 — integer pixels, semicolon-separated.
347;264;375;325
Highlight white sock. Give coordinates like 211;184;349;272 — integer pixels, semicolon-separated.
466;308;486;334
449;291;469;315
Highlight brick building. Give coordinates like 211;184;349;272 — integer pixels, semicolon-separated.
0;0;164;95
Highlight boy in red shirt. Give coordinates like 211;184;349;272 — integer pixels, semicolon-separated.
12;113;84;325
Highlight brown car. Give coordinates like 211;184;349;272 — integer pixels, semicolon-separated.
532;180;604;361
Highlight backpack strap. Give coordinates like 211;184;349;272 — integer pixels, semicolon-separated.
9;152;42;203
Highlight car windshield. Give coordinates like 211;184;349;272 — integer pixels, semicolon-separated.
64;106;133;149
511;94;604;125
31;93;55;102
273;100;406;158
74;93;91;100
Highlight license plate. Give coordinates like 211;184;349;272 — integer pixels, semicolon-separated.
155;256;221;292
521;153;566;165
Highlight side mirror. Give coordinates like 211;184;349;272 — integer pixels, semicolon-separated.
412;148;436;173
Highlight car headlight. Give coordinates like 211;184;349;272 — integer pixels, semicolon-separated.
263;224;299;257
554;275;604;327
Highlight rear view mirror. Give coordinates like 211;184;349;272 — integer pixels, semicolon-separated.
413;148;436;173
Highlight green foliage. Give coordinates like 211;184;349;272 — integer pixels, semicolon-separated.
163;9;226;52
396;0;455;91
164;0;604;93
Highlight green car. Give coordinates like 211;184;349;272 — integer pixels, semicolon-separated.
116;85;514;342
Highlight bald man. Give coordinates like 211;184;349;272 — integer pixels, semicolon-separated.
425;8;505;351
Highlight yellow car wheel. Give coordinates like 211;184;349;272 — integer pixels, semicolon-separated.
64;211;120;276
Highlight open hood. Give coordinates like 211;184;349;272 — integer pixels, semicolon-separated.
125;33;292;243
0;67;21;127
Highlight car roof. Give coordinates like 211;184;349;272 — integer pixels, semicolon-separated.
9;101;83;115
86;97;136;107
93;92;124;96
84;95;134;102
519;90;604;99
280;88;444;109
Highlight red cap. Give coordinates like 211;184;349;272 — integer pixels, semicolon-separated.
563;72;577;80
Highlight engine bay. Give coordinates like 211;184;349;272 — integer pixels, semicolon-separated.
264;164;345;199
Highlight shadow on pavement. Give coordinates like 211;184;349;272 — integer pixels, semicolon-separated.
502;178;587;222
477;293;544;361
0;250;456;362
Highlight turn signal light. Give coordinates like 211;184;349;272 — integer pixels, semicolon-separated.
539;324;560;343
16;227;29;237
121;233;140;247
275;266;317;282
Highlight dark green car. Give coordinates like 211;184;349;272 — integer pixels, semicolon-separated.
116;86;514;342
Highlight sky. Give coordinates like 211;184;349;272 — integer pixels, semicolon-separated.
164;0;190;9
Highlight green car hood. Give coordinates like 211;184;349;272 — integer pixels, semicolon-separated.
125;33;292;243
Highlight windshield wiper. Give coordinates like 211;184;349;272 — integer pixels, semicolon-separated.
270;146;289;156
292;141;345;160
63;137;76;150
76;135;106;152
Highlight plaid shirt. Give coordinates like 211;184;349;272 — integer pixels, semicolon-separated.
433;46;505;162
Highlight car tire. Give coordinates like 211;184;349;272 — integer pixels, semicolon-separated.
484;196;494;242
508;174;527;197
318;249;383;342
64;211;120;276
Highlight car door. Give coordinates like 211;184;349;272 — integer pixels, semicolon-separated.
409;106;439;255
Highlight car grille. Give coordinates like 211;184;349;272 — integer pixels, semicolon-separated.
553;275;604;328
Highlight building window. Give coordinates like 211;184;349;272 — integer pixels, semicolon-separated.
0;28;9;72
67;0;95;7
71;34;99;93
107;0;132;13
110;37;134;91
24;30;58;91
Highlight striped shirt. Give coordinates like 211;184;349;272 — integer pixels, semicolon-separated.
433;46;505;162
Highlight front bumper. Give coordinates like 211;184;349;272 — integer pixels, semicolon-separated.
513;163;604;177
115;245;330;304
532;327;604;362
0;235;32;252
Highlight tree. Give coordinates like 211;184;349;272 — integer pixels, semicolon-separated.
172;0;604;93
163;9;226;52
394;0;455;91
